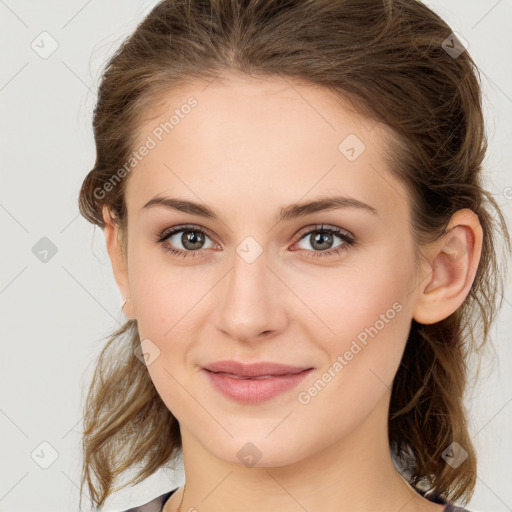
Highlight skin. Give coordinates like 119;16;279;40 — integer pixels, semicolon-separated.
103;74;483;512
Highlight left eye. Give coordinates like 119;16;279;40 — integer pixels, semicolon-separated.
156;224;355;259
294;225;354;253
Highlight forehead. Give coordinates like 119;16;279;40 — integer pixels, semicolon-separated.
126;74;410;224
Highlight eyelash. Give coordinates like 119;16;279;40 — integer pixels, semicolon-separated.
155;223;356;260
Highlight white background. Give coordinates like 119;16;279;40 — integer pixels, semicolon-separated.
0;1;511;511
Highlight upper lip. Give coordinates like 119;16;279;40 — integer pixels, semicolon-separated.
203;360;313;377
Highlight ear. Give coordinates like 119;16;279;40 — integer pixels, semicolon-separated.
102;205;135;319
412;208;483;325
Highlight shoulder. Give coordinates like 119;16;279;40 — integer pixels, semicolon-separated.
119;487;178;512
414;487;473;512
434;496;473;512
443;505;473;512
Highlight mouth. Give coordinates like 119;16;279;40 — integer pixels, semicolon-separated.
202;360;313;378
202;367;314;404
206;371;296;380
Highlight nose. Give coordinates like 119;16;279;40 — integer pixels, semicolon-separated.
214;250;289;344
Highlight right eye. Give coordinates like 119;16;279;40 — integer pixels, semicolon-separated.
156;224;220;258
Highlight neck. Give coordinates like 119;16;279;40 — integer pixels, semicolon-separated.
166;392;439;512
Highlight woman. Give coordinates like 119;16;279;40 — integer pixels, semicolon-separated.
77;0;510;511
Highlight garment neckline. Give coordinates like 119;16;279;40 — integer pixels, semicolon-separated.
160;486;459;511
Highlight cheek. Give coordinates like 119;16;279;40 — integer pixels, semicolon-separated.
290;251;415;399
127;244;192;337
290;276;412;446
291;256;412;349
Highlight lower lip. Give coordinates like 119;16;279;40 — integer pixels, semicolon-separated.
203;368;313;404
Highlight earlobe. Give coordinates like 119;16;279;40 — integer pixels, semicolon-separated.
412;209;483;325
102;206;135;319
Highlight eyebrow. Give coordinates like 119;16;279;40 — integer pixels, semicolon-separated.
141;194;378;224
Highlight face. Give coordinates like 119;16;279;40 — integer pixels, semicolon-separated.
120;74;422;467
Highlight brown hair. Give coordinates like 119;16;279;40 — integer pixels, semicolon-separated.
78;0;511;509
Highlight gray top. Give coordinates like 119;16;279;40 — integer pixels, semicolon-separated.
120;487;472;511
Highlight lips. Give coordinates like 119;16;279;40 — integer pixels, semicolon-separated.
203;365;314;404
203;360;312;378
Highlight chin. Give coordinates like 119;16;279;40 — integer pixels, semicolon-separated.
201;433;312;469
